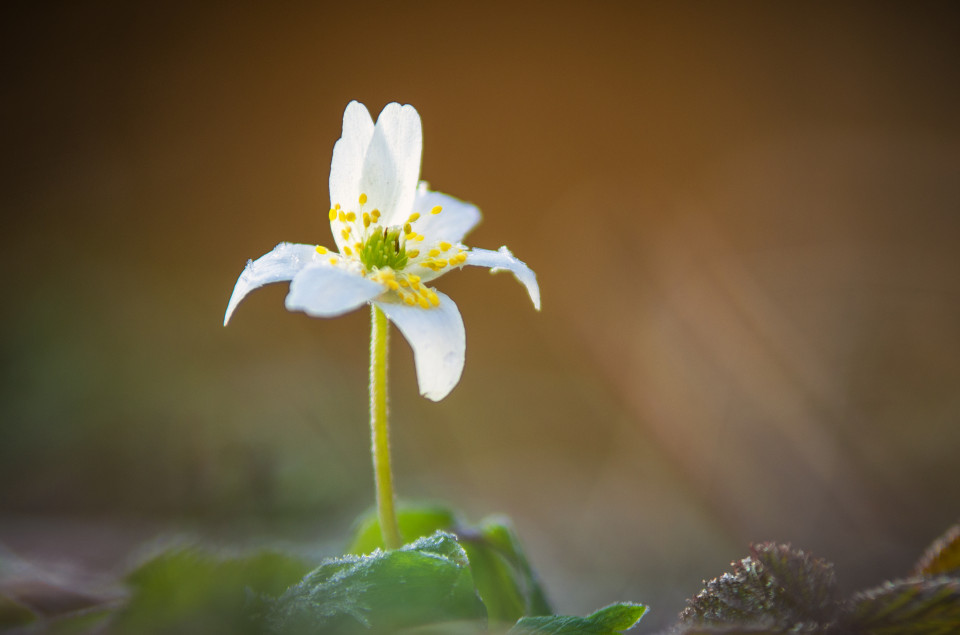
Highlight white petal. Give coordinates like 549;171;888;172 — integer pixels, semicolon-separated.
285;263;385;318
410;182;482;244
362;103;422;226
374;291;465;401
465;246;541;310
224;243;320;326
329;101;375;211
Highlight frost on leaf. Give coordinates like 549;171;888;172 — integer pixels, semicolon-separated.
676;543;840;634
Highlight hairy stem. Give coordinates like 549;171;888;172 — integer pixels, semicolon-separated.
370;304;401;549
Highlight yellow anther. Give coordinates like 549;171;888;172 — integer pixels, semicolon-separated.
346;211;356;222
428;248;440;257
363;212;371;227
341;228;351;240
404;223;412;234
439;242;451;251
431;205;443;215
408;212;420;222
335;203;341;209
387;281;399;290
408;275;420;283
434;259;448;267
316;245;328;254
338;210;347;222
371;209;381;220
344;246;353;256
427;290;439;306
404;295;416;306
354;242;363;251
417;296;430;309
398;279;409;287
328;257;337;265
359;193;368;205
328;208;337;221
405;232;416;241
407;249;419;258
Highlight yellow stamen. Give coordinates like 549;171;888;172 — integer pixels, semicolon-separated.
316;245;328;254
363;212;371;227
428;248;440;257
407;249;419;258
346;211;356;222
427;290;440;306
328;257;337;265
408;212;420;222
344;246;353;256
341;228;351;240
359;193;368;205
403;295;416;306
439;242;451;251
431;205;442;215
371;209;381;221
338;210;347;223
417;296;430;309
404;223;412;234
328;208;337;221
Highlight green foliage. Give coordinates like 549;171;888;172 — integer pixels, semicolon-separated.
346;504;553;624
459;516;553;622
112;547;312;634
510;602;647;634
266;531;486;634
347;504;457;555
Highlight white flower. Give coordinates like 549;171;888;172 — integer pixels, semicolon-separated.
224;101;540;401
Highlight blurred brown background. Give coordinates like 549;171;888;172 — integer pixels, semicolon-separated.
2;1;959;629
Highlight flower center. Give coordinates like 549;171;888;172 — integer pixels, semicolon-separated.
322;193;471;308
359;227;408;271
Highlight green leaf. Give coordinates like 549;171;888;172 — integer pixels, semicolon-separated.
267;531;487;634
460;516;553;623
509;602;647;634
914;524;960;577
346;504;457;555
112;547;312;634
677;543;839;632
843;576;960;635
346;505;553;623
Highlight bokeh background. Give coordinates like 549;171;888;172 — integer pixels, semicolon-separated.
2;1;959;630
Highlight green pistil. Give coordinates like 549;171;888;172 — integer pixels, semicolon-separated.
360;227;408;271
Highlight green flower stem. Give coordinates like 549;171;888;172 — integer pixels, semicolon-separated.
370;304;402;549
